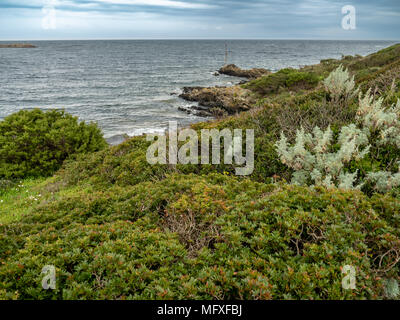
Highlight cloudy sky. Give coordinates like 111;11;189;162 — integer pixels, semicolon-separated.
0;0;399;40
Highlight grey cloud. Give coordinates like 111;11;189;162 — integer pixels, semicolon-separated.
0;0;399;39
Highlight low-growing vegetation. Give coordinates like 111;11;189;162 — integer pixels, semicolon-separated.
243;68;321;95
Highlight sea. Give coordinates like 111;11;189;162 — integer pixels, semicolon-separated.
0;40;397;144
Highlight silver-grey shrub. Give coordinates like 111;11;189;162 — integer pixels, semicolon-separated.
276;67;400;192
323;65;359;102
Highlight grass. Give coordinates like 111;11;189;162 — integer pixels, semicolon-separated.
0;178;46;224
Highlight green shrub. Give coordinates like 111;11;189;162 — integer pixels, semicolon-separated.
349;44;400;71
244;68;320;96
58;135;170;188
357;59;400;95
1;174;399;299
285;70;320;89
0;109;107;179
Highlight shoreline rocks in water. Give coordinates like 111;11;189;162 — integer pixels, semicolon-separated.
177;64;268;117
218;64;270;79
178;105;214;117
179;85;255;117
0;43;36;48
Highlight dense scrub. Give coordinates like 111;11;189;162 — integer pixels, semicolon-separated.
1;174;400;299
0;109;107;179
1;43;400;300
243;68;321;95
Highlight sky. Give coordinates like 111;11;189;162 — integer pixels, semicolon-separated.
0;0;399;40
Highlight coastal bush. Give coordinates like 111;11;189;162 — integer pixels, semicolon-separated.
276;67;400;193
1;174;399;299
357;59;400;96
276;124;369;189
58;135;169;188
323;65;359;103
0;109;107;179
348;43;400;71
244;68;320;96
285;69;320;89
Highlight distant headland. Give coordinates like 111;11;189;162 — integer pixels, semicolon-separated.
0;43;36;48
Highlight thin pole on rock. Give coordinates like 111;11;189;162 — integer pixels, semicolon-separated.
224;42;228;65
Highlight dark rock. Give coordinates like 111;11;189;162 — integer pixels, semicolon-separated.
179;85;254;115
0;43;36;48
178;105;213;117
196;110;213;117
192;105;210;111
178;106;192;114
218;64;270;79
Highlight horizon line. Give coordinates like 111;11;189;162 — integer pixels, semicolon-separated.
1;38;399;42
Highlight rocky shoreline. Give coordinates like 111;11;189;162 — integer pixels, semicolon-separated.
0;43;36;48
177;64;264;117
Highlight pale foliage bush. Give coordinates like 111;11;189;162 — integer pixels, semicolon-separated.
366;170;400;193
357;91;400;147
276;125;369;189
323;65;359;102
276;67;400;193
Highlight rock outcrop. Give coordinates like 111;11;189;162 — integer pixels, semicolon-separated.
179;85;254;117
0;43;36;48
218;64;270;79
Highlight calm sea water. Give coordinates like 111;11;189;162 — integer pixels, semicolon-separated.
0;40;397;143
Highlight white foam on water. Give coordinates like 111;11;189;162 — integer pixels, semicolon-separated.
127;127;167;137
